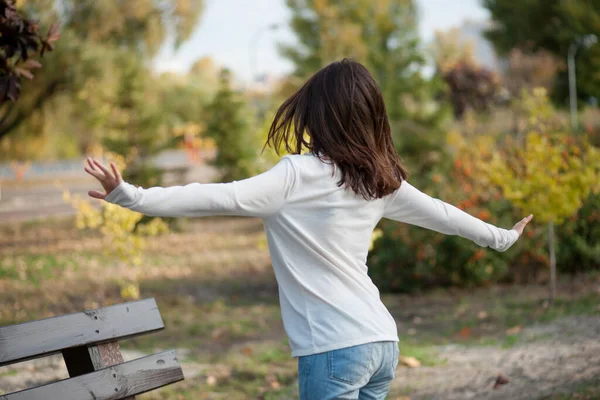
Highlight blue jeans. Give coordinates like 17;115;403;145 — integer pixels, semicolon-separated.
298;341;399;400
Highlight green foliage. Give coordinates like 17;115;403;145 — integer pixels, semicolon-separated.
484;89;600;224
282;0;449;157
369;217;514;292
63;155;170;300
483;0;600;104
99;53;172;187
557;192;600;273
369;89;600;293
204;70;258;181
0;0;204;141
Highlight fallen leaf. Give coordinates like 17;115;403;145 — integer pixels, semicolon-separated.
270;380;281;389
266;374;280;389
399;356;421;368
493;374;509;389
206;375;217;386
459;326;471;338
241;346;253;356
506;325;522;335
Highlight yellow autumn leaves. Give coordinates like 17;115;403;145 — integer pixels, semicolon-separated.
63;150;170;299
448;88;600;225
485;133;600;224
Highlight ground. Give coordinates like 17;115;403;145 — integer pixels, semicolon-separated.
1;216;599;399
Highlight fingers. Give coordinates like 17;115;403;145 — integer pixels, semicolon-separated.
514;214;534;235
88;190;106;200
110;162;123;183
521;214;533;227
86;157;97;172
85;165;105;181
86;157;105;179
87;157;105;177
93;159;113;178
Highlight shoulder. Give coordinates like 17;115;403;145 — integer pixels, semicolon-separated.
280;153;322;173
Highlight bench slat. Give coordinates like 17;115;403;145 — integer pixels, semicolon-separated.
0;298;164;366
1;350;184;400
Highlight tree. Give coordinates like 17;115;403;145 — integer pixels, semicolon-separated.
281;0;448;177
443;62;499;120
0;0;204;139
503;48;562;99
282;0;442;122
430;27;477;73
204;69;257;182
99;53;173;188
481;88;600;300
430;27;499;120
483;0;600;105
0;0;59;104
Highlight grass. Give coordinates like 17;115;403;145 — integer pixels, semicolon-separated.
0;253;81;283
397;339;446;366
385;285;600;352
1;215;599;399
0;370;18;378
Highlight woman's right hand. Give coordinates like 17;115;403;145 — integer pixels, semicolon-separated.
512;214;534;236
84;157;123;200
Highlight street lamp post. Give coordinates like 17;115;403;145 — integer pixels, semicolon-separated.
567;34;597;131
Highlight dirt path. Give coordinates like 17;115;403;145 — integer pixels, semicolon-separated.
2;315;599;399
391;315;600;399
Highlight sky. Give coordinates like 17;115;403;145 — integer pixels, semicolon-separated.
154;0;490;82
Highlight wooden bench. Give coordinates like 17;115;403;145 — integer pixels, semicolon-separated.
0;298;184;399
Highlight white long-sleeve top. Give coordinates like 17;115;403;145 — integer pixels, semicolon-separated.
105;154;519;357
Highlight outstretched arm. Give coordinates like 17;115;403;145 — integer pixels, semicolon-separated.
84;157;297;218
383;181;532;252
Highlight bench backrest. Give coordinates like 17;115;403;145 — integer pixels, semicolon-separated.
0;298;184;400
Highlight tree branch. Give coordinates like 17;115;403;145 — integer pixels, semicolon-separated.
0;80;63;140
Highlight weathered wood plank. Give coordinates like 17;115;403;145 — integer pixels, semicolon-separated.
0;299;164;366
1;350;184;400
62;342;135;399
90;343;135;399
91;342;126;371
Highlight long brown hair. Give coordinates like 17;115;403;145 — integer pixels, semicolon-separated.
265;58;408;200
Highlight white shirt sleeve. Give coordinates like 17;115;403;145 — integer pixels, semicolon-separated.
383;181;519;252
104;157;297;218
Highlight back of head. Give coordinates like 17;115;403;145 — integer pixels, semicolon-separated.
266;58;408;200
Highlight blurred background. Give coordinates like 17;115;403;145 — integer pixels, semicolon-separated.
1;0;599;399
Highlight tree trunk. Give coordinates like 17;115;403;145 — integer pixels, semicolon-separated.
548;221;556;302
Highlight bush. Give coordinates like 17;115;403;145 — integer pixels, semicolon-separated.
369;91;599;293
557;192;600;274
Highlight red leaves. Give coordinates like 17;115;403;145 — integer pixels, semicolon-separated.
0;73;20;102
444;62;499;119
493;374;509;389
40;23;60;56
0;0;59;104
14;58;41;80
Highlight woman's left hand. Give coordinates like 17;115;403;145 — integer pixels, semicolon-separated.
84;157;123;200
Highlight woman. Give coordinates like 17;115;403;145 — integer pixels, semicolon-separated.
85;59;532;400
